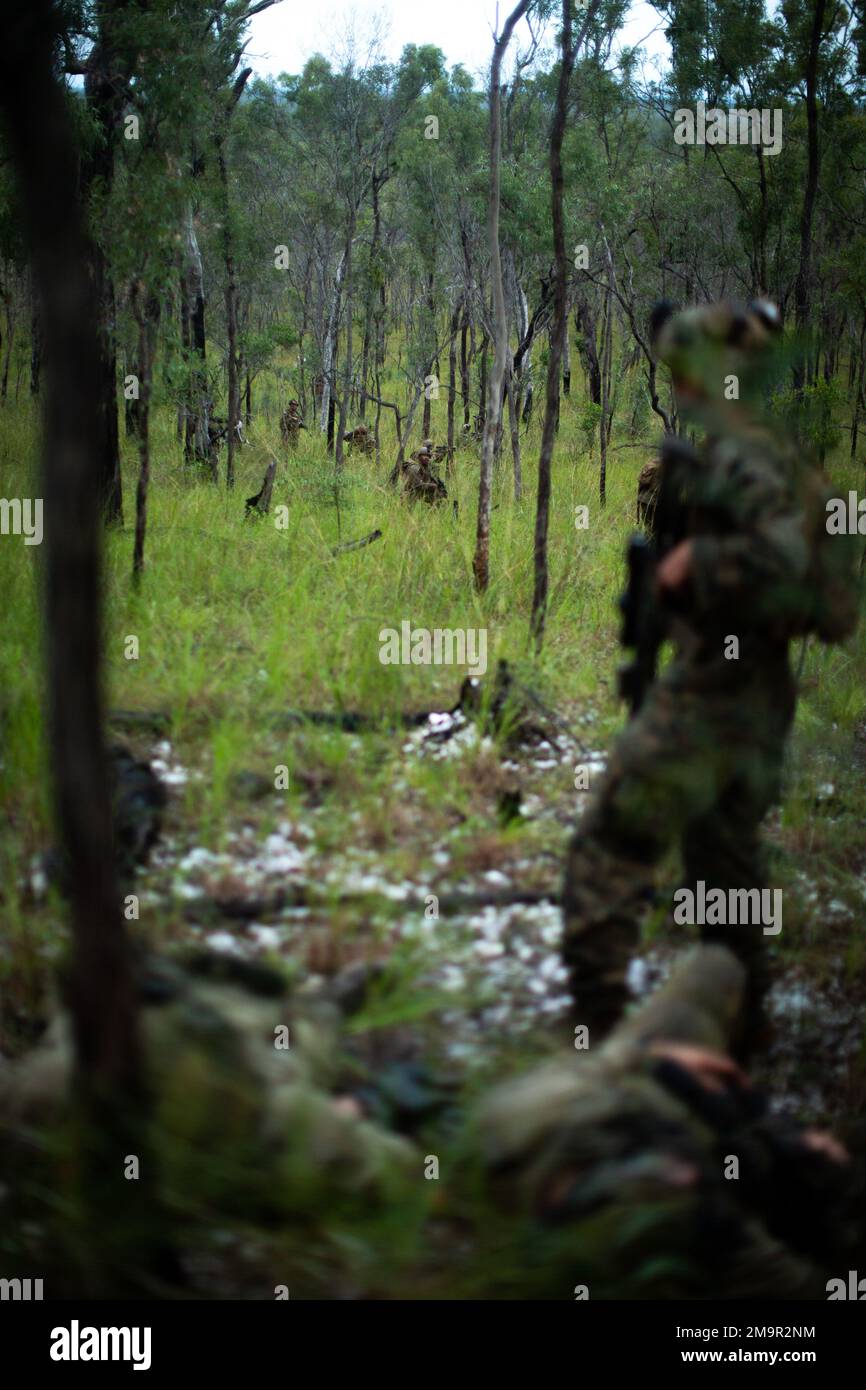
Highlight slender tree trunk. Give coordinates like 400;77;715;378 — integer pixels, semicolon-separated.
1;302;15;402
473;0;531;593
0;0;173;1293
30;289;42;395
132;289;158;581
447;298;459;473
477;329;489;432
793;0;826;395
319;249;346;446
80;3;128;525
599;279;612;505
335;214;356;473
423;266;436;437
531;0;576;647
852;311;866;459
182;199;210;468
217;137;239;489
460;311;471;428
562;324;571;397
506;363;522;501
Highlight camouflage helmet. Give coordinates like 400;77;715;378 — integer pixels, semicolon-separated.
651;298;781;401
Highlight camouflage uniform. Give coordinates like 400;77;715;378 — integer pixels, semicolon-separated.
403;447;448;504
636;454;661;526
280;400;305;448
475;946;856;1299
343;424;375;456
0;954;417;1228
562;301;858;1040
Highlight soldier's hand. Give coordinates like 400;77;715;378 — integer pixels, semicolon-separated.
656;540;694;593
647;1041;749;1094
801;1129;850;1164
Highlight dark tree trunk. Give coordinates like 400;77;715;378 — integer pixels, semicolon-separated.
0;0;173;1294
793;0;826;395
531;0;576;648
422;267;436;438
478;330;489;431
335;211;356;474
1;298;15;402
447;297;460;473
30;285;41;395
182;188;210;469
217;125;241;490
473;2;531;591
460;312;471;427
80;1;128;525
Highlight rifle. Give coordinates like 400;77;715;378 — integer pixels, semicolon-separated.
617;435;700;716
617;532;663;716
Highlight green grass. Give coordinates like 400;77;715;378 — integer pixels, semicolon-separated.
2;375;866;1294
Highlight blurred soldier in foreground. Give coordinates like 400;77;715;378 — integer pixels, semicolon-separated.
0;953;418;1293
562;300;859;1046
476;946;858;1299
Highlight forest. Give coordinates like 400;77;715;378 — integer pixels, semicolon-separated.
1;0;866;1325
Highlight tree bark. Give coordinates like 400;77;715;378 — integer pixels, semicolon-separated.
0;0;172;1293
473;0;532;593
530;0;576;647
80;0;129;525
792;0;826;395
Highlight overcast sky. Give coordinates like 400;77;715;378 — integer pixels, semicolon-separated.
245;1;670;86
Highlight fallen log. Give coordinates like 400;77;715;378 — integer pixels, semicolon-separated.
184;883;560;924
332;528;382;555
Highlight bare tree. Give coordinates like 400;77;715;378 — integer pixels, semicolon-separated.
473;0;533;592
530;0;579;646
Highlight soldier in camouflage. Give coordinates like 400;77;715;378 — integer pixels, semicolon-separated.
475;945;857;1299
0;952;418;1261
636;453;661;526
562;300;859;1046
343;423;376;456
280;400;305;449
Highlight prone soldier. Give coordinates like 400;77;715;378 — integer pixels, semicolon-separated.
475;945;859;1299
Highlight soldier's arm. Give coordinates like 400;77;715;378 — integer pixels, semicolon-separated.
688;458;812;626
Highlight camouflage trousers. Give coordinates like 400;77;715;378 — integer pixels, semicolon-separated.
562;656;796;1039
